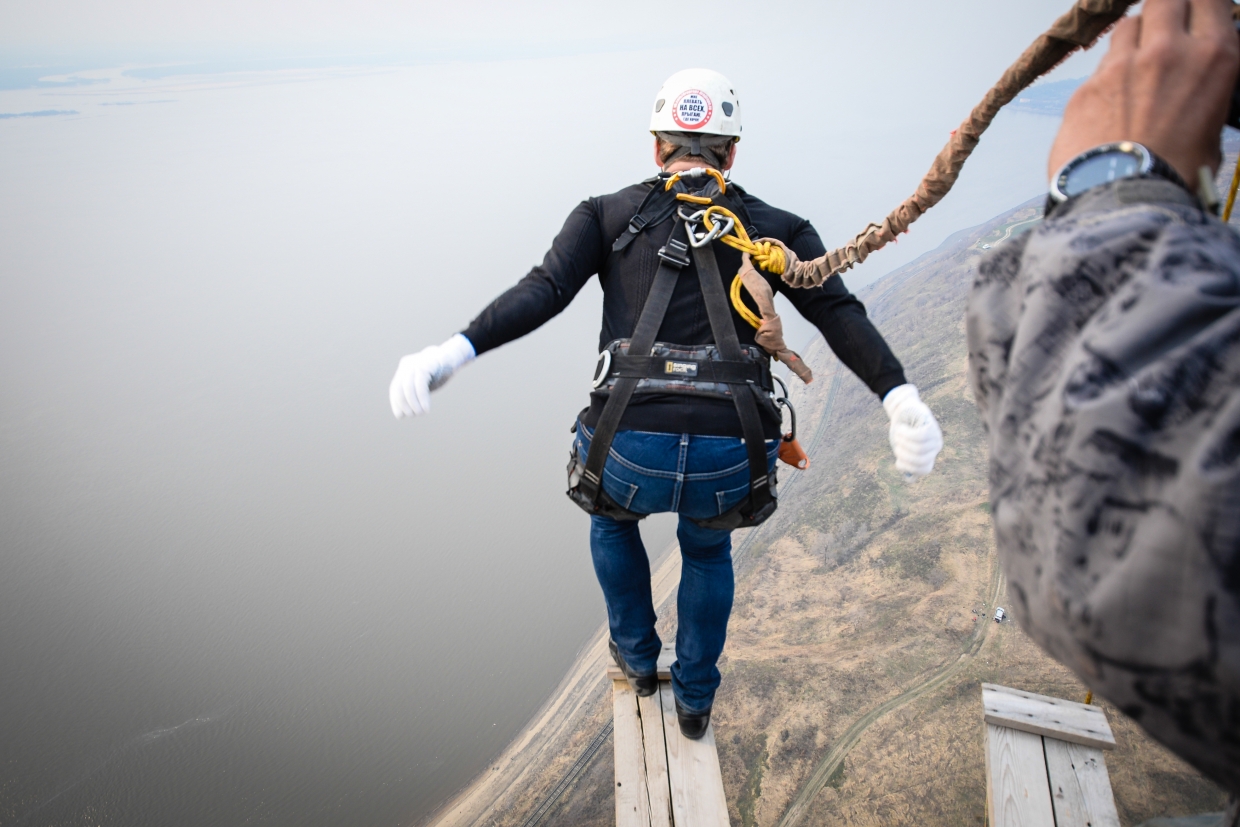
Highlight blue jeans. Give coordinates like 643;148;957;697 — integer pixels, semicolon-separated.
576;421;778;712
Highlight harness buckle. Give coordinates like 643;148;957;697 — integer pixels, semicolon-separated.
627;214;649;235
658;238;691;269
591;349;612;389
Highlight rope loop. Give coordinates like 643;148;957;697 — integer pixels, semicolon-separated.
701;206;786;276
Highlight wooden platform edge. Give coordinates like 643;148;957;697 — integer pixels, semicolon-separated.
982;683;1116;750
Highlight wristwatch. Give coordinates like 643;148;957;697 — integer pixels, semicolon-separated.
1048;141;1191;205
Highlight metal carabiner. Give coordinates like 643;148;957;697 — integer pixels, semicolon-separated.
679;206;733;248
592;349;612;389
771;375;810;469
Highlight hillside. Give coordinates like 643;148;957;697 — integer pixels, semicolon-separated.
425;199;1228;827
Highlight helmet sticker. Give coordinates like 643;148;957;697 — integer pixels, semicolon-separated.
672;89;712;130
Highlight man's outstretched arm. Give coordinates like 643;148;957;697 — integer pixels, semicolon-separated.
966;0;1240;793
389;200;606;418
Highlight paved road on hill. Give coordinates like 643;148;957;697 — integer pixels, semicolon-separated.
776;561;1005;827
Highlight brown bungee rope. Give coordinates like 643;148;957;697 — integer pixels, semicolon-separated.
776;0;1139;288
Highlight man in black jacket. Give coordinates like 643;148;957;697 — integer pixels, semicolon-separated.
390;68;943;738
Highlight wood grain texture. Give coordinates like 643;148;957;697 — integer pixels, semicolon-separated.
606;644;676;681
614;681;653;827
638;683;672;827
983;683;1116;750
985;724;1055;827
1045;738;1120;827
659;684;730;826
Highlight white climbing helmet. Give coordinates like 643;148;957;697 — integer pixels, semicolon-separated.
649;68;741;139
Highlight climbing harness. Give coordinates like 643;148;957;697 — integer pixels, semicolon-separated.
567;169;818;529
567;215;779;530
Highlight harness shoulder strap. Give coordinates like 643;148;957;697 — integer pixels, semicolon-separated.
690;240;777;529
612;183;680;253
577;219;690;507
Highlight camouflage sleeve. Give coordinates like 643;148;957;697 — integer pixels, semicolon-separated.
965;178;1240;793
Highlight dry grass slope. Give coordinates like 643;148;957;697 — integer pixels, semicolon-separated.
500;200;1228;827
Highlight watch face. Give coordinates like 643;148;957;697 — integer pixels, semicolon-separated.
1061;151;1142;197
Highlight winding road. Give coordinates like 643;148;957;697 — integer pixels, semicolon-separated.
775;561;1005;827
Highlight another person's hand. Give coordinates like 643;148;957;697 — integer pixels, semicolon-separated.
389;333;476;418
1048;0;1239;185
883;384;943;479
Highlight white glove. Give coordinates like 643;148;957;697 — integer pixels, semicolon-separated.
883;384;943;479
389;333;476;418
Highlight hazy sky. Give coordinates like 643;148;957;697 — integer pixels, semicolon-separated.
0;2;1113;823
3;0;1108;73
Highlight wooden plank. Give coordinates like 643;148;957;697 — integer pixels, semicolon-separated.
985;724;1055;827
613;680;653;827
983;684;1116;750
637;683;672;827
660;682;730;827
1045;738;1120;827
606;643;676;681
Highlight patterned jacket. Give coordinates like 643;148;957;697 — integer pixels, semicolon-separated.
967;178;1240;793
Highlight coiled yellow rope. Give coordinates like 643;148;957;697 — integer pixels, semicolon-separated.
670;195;787;329
729;275;763;329
663;175;787;328
700;205;787;276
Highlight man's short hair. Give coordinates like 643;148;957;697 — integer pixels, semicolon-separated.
655;131;737;169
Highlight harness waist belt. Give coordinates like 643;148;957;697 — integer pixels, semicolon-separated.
592;339;775;401
609;355;766;385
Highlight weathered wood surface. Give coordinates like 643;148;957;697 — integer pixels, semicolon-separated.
983;683;1116;750
638;687;672;827
606;644;676;681
612;675;726;826
985;724;1056;827
1045;737;1120;827
614;681;654;827
659;681;730;826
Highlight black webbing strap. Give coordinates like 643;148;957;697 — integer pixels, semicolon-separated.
690;241;774;523
579;220;690;504
606;355;769;386
612;182;680;253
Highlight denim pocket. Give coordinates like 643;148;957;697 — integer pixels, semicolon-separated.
603;468;639;510
715;480;751;515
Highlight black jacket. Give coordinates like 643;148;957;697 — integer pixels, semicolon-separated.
462;178;906;437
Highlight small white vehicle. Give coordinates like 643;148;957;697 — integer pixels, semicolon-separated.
994;607;1006;623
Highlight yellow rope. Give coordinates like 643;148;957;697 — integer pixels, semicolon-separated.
664;185;787;329
1084;691;1093;705
702;205;787;275
1224;152;1240;223
664;167;728;194
729;275;763;329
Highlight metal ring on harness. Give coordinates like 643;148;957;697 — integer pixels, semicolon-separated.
772;375;797;441
591;349;612;389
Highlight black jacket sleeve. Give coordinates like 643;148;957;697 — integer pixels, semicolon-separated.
461;199;605;355
777;218;907;399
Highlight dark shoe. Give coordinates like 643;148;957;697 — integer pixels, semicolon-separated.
609;639;657;697
674;698;712;740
